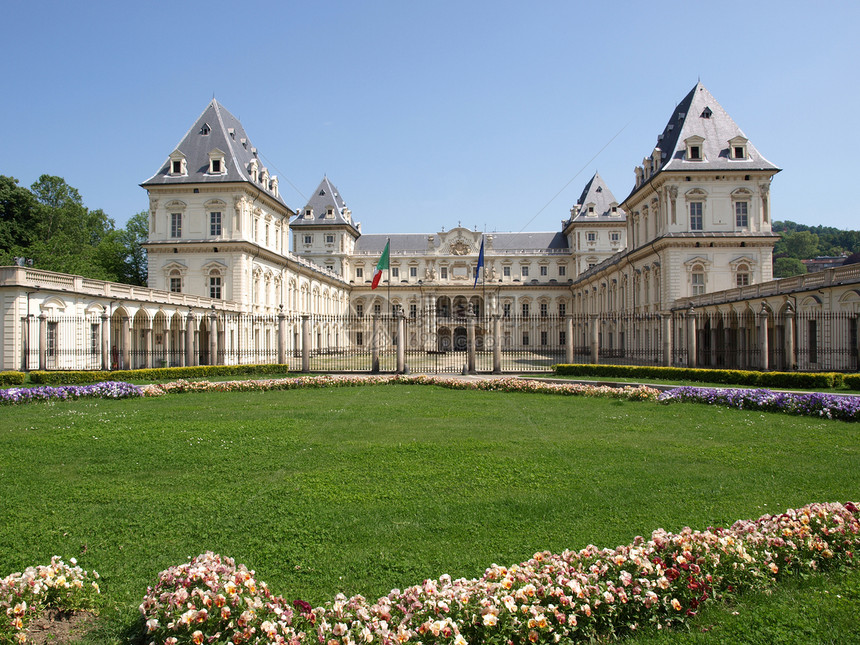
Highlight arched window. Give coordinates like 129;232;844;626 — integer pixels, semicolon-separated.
209;269;222;299
691;264;705;296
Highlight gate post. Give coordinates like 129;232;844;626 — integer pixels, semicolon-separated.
783;302;796;370
121;316;131;370
277;307;287;365
467;308;477;374
38;312;47;370
589;314;599;364
492;314;501;374
686;306;697;368
396;311;406;374
661;313;672;366
185;311;194;368
565;314;574;364
101;311;110;370
301;315;311;373
758;302;770;371
371;315;380;373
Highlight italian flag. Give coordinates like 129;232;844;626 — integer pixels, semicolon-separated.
371;239;390;290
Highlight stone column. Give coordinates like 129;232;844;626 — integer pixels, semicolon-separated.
121;316;131;370
38;312;47;370
492;314;501;374
467;309;477;374
185;312;194;367
277;308;286;365
101;312;110;371
723;319;732;369
371;315;380;373
589;313;599;364
209;310;218;366
686;307;697;368
784;303;796;371
397;312;406;374
143;326;152;369
565;315;574;364
661;313;672;366
301;315;310;373
758;303;770;371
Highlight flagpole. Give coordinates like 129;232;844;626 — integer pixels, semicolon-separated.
386;237;392;316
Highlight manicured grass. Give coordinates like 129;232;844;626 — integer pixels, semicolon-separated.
0;384;858;643
538;373;860;393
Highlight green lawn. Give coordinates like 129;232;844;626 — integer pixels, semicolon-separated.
1;384;858;643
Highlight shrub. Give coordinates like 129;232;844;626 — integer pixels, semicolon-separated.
29;364;294;385
0;371;25;387
845;374;860;391
553;364;846;390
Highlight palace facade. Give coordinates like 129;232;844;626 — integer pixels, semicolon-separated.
2;83;859;373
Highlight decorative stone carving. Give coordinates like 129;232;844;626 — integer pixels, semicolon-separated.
450;240;471;256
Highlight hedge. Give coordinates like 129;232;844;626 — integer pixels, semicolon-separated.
552;363;846;390
28;364;295;385
845;374;860;391
0;371;25;387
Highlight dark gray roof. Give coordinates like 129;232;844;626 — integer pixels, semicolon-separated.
354;231;569;254
142;100;287;207
291;177;360;234
490;232;569;251
625;83;779;201
355;234;433;253
565;172;626;224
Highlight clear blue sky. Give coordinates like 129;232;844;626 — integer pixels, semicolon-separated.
2;1;857;235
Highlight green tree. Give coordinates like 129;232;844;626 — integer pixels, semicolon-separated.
773;257;807;278
96;211;148;285
776;230;820;259
0;175;38;265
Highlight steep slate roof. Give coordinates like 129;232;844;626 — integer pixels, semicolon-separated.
291;176;360;234
625;83;779;201
566;172;626;224
142;99;288;207
355;234;435;253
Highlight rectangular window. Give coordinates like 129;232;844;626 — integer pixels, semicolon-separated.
440;267;448;279
503;266;511;277
521;266;529;277
503;303;511;318
735;201;748;228
303;235;312;244
540;331;548;346
736;273;750;287
611;232;620;242
211;159;221;173
356;303;364;317
373;303;381;315
558;302;566;316
690;202;703;230
522;303;529;317
692;273;705;296
809;320;818;363
356;267;363;278
170;212;182;238
209;276;222;299
540;303;548;317
171;160;182;174
169;277;182;293
409;304;417;318
540;266;548;276
410;267;417;278
90;323;99;356
734;146;745;159
586;232;596;242
47;322;57;358
210;211;222;236
558;265;566;276
522;333;529;346
356;331;364;346
391;267;399;277
850;317;858;359
326;234;334;244
689;145;701;160
559;330;566;345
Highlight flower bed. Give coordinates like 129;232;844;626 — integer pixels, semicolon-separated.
139;374;661;402
658;386;860;422
0;557;100;643
0;381;143;405
138;502;859;644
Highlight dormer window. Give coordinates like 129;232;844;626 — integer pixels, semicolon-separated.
304;209;313;219
201;123;211;135
700;107;712;119
168;151;187;176
684;135;705;161
208;148;226;175
326;208;335;219
728;135;749;160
